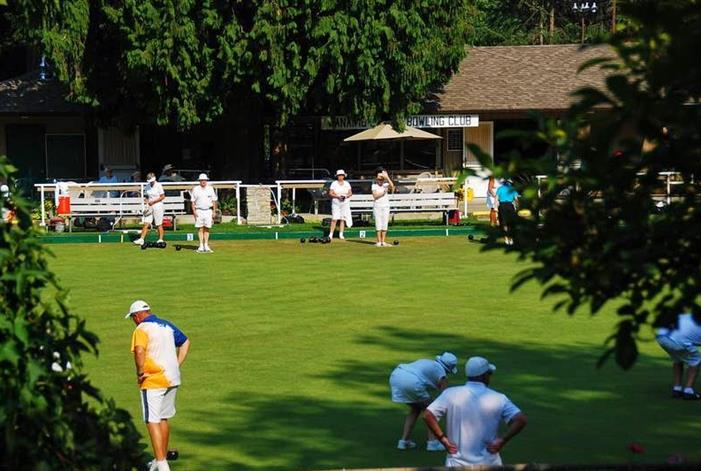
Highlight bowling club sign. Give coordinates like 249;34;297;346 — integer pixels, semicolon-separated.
321;114;480;130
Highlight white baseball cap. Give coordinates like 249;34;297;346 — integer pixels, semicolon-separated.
335;169;346;177
125;300;151;319
198;173;209;181
436;352;458;374
465;356;496;377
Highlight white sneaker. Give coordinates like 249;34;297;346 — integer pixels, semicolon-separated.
205;246;213;253
382;242;391;247
375;242;383;247
133;238;144;246
147;459;157;471
196;247;205;253
426;439;445;451
339;233;345;240
397;439;417;450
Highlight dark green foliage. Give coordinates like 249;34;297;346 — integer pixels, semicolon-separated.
0;156;147;469
471;0;616;46
478;0;701;369
5;1;474;129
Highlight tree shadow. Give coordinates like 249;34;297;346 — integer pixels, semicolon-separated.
176;326;699;470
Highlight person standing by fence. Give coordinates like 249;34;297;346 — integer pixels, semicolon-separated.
328;169;352;241
372;168;394;247
496;179;519;245
190;173;218;253
133;173;165;246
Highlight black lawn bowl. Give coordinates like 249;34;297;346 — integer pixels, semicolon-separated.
300;238;306;243
167;449;179;461
393;240;400;246
174;244;198;251
141;241;167;250
322;236;331;244
468;234;474;240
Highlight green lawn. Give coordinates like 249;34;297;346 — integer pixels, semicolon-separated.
47;237;698;470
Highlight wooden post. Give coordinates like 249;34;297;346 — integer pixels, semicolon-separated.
612;0;617;33
549;6;555;44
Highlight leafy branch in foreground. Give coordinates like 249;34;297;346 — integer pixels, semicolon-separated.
475;0;701;369
1;155;147;469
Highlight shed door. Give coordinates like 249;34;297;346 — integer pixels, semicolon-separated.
5;124;46;180
46;134;86;179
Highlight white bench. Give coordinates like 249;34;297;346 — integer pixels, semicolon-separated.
349;193;458;222
66;193;187;231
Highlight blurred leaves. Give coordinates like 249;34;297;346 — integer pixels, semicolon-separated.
478;0;701;369
0;155;147;468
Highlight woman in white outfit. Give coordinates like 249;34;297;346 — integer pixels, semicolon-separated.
328;169;352;240
486;175;499;227
372;168;394;247
133;172;165;245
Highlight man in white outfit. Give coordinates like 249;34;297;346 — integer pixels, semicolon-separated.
372;168;394;247
328;169;352;240
190;173;218;253
133;172;166;246
424;356;528;467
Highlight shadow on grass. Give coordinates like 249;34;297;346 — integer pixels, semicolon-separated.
178;326;697;470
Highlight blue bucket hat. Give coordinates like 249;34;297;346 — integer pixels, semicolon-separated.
436;352;458;374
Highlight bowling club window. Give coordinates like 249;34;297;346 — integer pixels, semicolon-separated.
447;129;462;151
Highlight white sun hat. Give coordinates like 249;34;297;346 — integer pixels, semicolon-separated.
125;300;151;319
198;173;209;181
335;169;347;177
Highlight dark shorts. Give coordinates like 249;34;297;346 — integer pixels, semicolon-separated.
498;202;517;233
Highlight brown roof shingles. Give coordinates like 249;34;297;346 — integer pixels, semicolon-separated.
0;71;86;115
432;44;614;115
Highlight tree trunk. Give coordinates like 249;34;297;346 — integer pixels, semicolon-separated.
549;6;555;44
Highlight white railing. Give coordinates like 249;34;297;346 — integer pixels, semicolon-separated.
34;180;242;226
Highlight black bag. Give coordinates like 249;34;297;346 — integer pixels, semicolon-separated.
284;214;305;224
96;217;114;232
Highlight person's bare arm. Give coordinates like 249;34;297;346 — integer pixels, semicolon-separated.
177;339;191;366
372;187;386;201
486;412;528;454
134;346;147;385
423;410;458;454
437;378;448;391
191;200;198;219
151;193;165;205
384;171;395;192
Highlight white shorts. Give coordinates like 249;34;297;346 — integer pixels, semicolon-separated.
143;203;165;226
486;194;497;210
657;335;701;367
140;386;178;423
195;208;213;228
389;368;430;404
374;205;390;231
331;198;351;221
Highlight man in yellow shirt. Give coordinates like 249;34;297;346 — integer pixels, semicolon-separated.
126;300;191;471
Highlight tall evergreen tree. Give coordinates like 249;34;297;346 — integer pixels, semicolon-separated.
5;1;475;129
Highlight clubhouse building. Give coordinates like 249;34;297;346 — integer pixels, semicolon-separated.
0;44;611;192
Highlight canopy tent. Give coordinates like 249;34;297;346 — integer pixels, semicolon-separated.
343;123;442;142
343;123;442;171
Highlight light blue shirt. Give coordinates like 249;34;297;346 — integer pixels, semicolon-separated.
657;313;701;346
496;184;518;203
397;359;446;389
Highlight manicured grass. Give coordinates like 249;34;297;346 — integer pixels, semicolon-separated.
47;237;697;470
